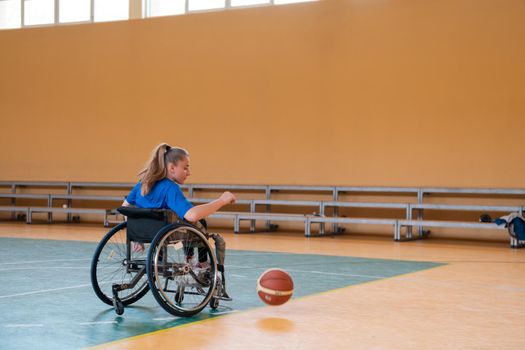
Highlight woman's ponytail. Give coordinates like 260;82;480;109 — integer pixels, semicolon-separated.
138;143;190;196
138;143;170;196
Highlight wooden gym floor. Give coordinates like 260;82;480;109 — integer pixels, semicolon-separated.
0;221;524;349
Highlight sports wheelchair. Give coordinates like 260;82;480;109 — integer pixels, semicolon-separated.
90;207;231;317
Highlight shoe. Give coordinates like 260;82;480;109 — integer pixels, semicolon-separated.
220;288;231;300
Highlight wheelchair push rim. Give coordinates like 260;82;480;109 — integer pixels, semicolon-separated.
147;223;218;317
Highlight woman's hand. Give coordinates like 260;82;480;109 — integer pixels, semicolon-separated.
132;241;145;253
220;191;236;205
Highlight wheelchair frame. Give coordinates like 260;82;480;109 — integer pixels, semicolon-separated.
90;209;230;317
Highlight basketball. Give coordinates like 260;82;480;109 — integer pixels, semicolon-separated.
256;268;294;306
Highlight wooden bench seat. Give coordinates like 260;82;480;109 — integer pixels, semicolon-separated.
395;219;522;248
28;207;113;226
410;203;523;214
0;206;30;219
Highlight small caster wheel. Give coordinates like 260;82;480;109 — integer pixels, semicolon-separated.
114;299;124;315
175;286;184;304
210;298;219;309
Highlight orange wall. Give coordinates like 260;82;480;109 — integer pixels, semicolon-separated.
0;0;524;187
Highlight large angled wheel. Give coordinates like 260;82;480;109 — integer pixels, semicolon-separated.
147;223;218;317
91;222;150;306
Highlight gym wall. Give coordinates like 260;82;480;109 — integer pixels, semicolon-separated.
1;0;524;187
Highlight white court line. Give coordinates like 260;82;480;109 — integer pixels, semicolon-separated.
227;264;386;279
4;324;44;328
226;253;281;256
0;258;91;266
0;283;94;299
286;268;387;279
78;321;118;325
0;265;125;272
0;266;90;272
227;264;266;269
0;278;127;299
229;274;247;278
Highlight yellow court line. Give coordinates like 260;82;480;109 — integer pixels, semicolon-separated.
87;263;445;350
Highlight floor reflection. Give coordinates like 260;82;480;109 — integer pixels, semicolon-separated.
256;317;295;333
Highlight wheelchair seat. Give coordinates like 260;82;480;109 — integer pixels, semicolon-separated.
117;206;208;243
117;206;174;243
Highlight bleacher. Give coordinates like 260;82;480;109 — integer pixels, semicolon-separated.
0;180;524;248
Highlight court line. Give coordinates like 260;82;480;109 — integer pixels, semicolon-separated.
226;253;283;256
0;279;126;300
286;268;387;279
4;324;44;328
0;258;92;265
79;321;118;326
0;283;95;299
0;277;135;299
227;264;387;279
0;266;90;271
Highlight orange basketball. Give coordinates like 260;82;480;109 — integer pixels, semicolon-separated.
256;268;294;306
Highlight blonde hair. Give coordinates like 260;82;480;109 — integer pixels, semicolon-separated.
138;143;189;196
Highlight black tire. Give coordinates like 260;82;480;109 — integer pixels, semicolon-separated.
91;222;150;306
114;299;124;315
147;223;218;317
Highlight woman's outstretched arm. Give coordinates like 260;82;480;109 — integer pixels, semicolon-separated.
184;191;236;222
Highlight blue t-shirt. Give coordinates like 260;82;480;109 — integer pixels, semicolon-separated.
126;178;193;219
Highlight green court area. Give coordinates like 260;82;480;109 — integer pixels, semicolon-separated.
0;237;443;349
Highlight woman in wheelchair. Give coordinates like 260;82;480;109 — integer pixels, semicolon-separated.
90;143;236;317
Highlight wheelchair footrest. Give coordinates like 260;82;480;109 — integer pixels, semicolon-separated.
215;295;232;301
